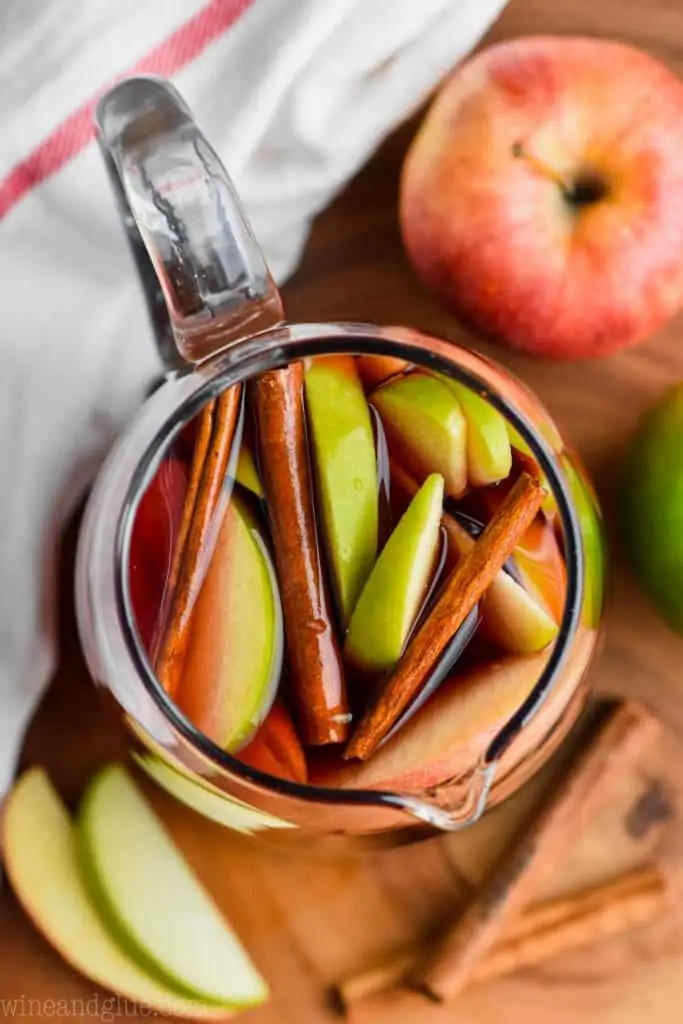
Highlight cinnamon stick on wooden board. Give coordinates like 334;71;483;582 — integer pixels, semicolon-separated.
345;471;544;760
414;700;660;1003
253;363;350;745
155;385;243;698
334;863;669;1014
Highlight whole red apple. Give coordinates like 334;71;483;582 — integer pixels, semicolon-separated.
400;37;683;359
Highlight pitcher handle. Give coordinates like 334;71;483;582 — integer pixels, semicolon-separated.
96;76;284;369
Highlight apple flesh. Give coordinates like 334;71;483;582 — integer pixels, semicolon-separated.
304;355;378;624
2;768;234;1018
238;700;309;783
177;495;283;752
235;444;263;498
400;36;683;359
320;651;550;792
373;372;467;496
391;461;558;654
440;375;512;486
345;473;444;674
79;765;268;1008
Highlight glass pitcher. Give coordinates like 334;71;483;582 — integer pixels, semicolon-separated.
75;76;604;848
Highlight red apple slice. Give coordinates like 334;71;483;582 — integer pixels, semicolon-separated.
177;496;283;752
238;701;308;783
356;354;409;390
129;457;188;653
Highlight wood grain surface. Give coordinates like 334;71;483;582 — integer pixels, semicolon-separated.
3;0;683;1021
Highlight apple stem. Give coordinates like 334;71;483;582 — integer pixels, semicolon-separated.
512;142;572;193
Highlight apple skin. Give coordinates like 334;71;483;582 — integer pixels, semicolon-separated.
176;496;283;752
318;627;595;794
400;36;683;359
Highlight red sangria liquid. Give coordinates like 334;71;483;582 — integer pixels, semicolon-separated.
129;352;600;799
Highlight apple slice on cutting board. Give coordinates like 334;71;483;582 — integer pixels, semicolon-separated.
345;473;444;674
79;764;268;1008
305;355;378;624
2;768;236;1018
177;494;283;752
372;372;468;497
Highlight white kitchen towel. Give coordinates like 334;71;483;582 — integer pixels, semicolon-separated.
0;0;507;795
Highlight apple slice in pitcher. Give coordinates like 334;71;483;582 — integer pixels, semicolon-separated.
356;354;408;390
238;701;309;783
441;377;512;486
304;356;378;624
176;495;283;752
2;768;233;1018
391;461;558;654
372;372;468;496
345;473;444;674
235;444;263;498
79;765;268;1008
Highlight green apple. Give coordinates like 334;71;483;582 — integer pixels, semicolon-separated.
235;445;263;498
621;384;683;633
304;355;378;623
177;495;283;751
507;425;557;518
440;377;511;486
373;372;468;496
345;473;444;673
79;765;268;1008
2;768;233;1018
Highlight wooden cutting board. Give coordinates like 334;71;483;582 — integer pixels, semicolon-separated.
3;0;683;1020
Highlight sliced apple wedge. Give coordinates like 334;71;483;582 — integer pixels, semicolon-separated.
321;652;550;793
372;372;468;496
561;455;604;627
304;355;378;624
392;461;558;654
79;765;268;1008
235;444;263;498
2;768;234;1018
356;354;408;390
177;495;282;752
238;700;309;783
345;473;444;673
440;377;511;486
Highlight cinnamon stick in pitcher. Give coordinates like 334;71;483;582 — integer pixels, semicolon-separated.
414;700;660;1003
334;863;669;1013
345;472;544;760
253;363;350;745
156;386;242;698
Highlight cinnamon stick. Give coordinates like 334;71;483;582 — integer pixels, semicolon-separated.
155;386;242;697
345;472;544;760
334;864;668;1015
414;700;660;1003
253;363;350;745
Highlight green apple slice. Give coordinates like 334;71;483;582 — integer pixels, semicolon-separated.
304;355;378;624
235;445;263;498
79;765;268;1008
373;373;467;496
440;505;558;654
2;768;232;1018
178;495;283;751
440;377;511;486
345;473;444;673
